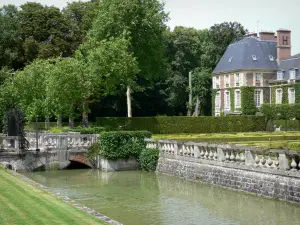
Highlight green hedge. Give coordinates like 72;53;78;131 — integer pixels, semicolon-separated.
96;116;266;134
66;127;106;134
274;120;300;131
260;104;300;120
99;131;152;160
139;148;159;171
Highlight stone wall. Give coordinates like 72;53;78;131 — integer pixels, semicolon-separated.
145;139;300;203
157;157;300;203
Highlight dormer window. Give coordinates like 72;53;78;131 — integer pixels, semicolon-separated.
290;69;296;80
269;55;274;61
252;55;257;61
277;71;283;80
228;57;233;63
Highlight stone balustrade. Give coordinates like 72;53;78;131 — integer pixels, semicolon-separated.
145;139;300;178
0;132;99;152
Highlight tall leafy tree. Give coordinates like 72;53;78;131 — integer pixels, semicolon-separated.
0;5;23;69
88;0;168;117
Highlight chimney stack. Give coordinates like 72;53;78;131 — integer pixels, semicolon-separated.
277;29;291;64
244;33;257;38
259;31;275;41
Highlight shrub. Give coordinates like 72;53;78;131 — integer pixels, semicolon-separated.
139;148;159;171
99;131;152;160
66;126;106;134
96;116;266;134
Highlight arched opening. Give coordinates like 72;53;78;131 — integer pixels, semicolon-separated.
65;160;92;170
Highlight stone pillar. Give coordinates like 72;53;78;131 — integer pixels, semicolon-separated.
245;150;255;166
194;145;200;158
217;145;226;162
174;142;179;156
279;152;290;170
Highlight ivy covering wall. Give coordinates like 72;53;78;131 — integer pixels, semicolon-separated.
271;84;300;104
211;89;217;115
241;86;256;115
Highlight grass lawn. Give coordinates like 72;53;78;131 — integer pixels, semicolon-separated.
153;131;300;150
0;167;105;225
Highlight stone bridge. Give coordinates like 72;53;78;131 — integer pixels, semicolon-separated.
0;132;99;171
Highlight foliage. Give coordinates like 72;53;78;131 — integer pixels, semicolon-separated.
261;104;300;120
86;142;101;167
99;131;152;160
241;86;257;115
96;116;266;134
139;148;159;171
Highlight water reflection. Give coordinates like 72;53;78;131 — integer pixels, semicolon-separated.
24;170;300;225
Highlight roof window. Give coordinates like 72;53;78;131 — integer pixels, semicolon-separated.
228;57;233;63
269;55;274;61
252;55;257;61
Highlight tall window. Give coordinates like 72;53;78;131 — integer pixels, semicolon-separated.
215;92;220;108
277;71;283;80
235;73;240;87
225;75;230;87
216;76;220;88
255;73;261;86
289;88;295;104
290;70;296;80
276;89;282;104
235;89;241;108
254;89;262;107
225;91;230;110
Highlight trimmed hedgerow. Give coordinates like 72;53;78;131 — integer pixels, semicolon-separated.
241;86;257;115
96;116;266;134
99;131;152;160
139;148;160;171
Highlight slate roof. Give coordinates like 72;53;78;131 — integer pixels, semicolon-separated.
278;55;300;80
213;37;278;74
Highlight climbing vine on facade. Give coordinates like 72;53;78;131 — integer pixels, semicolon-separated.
241;86;256;115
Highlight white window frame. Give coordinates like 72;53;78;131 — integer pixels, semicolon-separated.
276;88;283;104
254;89;263;108
235;89;241;109
216;76;220;89
254;73;262;86
235;73;240;87
290;70;296;80
225;91;230;110
225;75;230;88
215;91;220;109
277;71;283;80
288;88;295;104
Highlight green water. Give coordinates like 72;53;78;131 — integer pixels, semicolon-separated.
24;170;300;225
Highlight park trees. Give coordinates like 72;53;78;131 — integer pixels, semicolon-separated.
88;0;168;117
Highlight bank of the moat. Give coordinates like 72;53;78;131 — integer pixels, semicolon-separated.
24;169;300;225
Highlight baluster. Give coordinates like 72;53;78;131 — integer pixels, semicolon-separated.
191;146;194;157
200;147;205;159
274;155;279;169
209;148;214;160
260;154;266;167
235;151;240;163
240;152;245;164
291;156;297;171
205;149;209;159
225;151;230;162
213;150;218;160
230;151;235;162
267;154;273;168
255;153;260;167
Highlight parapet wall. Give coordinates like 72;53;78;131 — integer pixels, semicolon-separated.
145;139;300;203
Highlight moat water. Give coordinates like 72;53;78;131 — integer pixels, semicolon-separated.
24;170;300;225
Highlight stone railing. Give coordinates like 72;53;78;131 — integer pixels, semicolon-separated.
145;139;300;178
0;132;99;152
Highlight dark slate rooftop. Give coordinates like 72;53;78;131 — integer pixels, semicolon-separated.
213;37;278;74
278;55;300;80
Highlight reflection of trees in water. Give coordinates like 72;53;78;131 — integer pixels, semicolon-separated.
157;173;300;225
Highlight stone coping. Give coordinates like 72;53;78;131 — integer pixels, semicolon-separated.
9;169;122;225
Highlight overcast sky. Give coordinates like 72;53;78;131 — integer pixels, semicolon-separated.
1;0;299;55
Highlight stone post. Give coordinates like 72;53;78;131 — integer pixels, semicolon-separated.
245;150;255;166
174;142;179;156
194;145;200;158
279;152;290;171
217;145;226;162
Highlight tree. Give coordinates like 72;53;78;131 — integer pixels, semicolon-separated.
192;68;212;116
164;26;202;115
88;0;168;117
0;5;23;69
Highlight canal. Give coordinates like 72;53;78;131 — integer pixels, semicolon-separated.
24;170;300;225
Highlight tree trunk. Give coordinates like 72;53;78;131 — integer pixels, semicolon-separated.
82;101;89;128
187;71;192;116
45;117;50;130
69;116;74;129
194;95;200;116
57;115;62;127
126;86;132;117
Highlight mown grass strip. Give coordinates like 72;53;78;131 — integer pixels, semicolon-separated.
0;167;106;225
